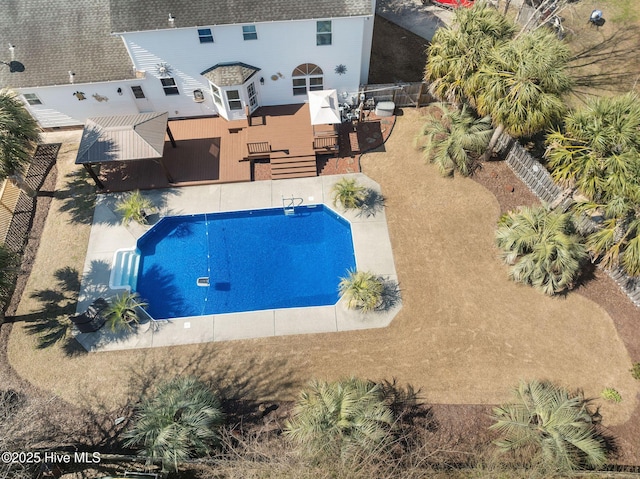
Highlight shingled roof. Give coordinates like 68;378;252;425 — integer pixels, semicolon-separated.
109;0;374;33
201;63;260;87
0;0;133;89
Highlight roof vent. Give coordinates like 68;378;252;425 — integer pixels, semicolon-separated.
69;71;75;84
168;13;175;27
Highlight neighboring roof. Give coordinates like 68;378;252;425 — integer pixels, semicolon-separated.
75;112;169;164
0;0;133;89
308;89;341;125
110;0;373;32
201;63;260;87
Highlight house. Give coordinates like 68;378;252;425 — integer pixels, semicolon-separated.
0;0;376;128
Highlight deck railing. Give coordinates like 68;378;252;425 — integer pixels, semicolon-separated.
247;141;271;155
313;134;339;151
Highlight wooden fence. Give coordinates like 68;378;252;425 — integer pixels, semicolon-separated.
496;134;640;307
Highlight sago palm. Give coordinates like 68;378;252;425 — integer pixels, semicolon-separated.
495;206;587;295
0;89;40;180
124;376;225;472
491;380;606;470
425;3;515;105
418;103;492;177
105;291;147;332
115;190;154;225
338;270;383;312
284;377;395;460
472;28;572;159
331;177;366;210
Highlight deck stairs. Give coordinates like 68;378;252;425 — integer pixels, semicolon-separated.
109;248;140;291
270;154;317;180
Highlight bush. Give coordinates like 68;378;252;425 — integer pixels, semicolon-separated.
331;177;366;210
630;363;640;380
338;270;384;313
601;387;622;403
115;190;153;225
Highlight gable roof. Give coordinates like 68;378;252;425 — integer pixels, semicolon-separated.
201;63;260;87
109;0;373;33
75;112;169;164
0;0;133;89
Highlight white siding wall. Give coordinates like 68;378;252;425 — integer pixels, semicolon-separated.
17;15;374;127
121;16;371;112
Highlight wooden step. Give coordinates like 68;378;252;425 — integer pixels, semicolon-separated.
272;168;318;179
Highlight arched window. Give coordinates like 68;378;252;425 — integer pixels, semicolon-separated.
292;63;323;96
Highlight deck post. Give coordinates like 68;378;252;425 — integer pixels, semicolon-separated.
83;163;105;189
166;125;177;148
158;158;175;183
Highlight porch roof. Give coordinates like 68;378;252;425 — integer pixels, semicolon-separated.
75;112;169;165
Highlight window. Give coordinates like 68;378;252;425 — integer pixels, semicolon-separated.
247;82;258;109
316;21;332;46
161;78;179;95
226;90;243;110
131;86;146;99
292;78;307;96
211;84;222;106
198;28;214;43
23;93;42;105
242;25;257;40
291;63;324;96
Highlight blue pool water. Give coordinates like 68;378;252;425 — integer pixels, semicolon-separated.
135;205;356;319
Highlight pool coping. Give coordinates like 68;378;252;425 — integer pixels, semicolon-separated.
75;174;401;352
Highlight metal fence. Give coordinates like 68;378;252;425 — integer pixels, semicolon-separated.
360;82;433;108
497;134;640;307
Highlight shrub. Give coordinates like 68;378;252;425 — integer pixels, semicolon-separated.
331;177;366;210
601;388;622;403
630;363;640;380
338;270;384;313
115;190;153;225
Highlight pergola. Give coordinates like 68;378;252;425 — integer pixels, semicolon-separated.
75;112;176;189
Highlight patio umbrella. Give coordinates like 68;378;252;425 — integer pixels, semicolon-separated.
308;89;341;125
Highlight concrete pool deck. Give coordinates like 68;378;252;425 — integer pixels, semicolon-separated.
75;174;401;352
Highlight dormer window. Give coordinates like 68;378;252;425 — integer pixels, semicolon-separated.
198;28;214;43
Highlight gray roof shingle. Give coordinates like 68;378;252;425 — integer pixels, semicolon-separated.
1;0;133;89
201;63;260;87
110;0;373;32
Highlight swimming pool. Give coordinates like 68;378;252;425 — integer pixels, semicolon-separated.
134;205;356;319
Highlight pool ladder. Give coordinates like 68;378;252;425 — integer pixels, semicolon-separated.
282;195;303;215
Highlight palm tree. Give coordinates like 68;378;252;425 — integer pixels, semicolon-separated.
123;376;225;472
546;93;640;275
417;103;493;177
104;291;147;332
332;177;366;210
338;270;384;313
471;28;573;160
284;378;395;460
491;380;606;470
115;190;154;225
0;89;40;192
425;3;515;105
495;206;587;295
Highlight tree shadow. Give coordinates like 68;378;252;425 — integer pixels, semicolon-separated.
568;24;640;97
376;277;402;312
357;188;386;218
55;169;97;225
16;267;86;355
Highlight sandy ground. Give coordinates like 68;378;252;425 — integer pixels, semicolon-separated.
5;110;639;434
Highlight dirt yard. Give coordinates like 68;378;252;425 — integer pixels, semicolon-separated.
6;111;639;449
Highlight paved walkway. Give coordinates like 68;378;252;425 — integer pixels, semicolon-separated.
376;0;454;40
75;174;400;352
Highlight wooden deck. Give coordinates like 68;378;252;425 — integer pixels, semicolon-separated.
96;104;393;192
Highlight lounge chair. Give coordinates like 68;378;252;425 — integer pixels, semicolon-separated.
70;298;108;333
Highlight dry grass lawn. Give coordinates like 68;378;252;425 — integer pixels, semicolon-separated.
7;111;639;428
